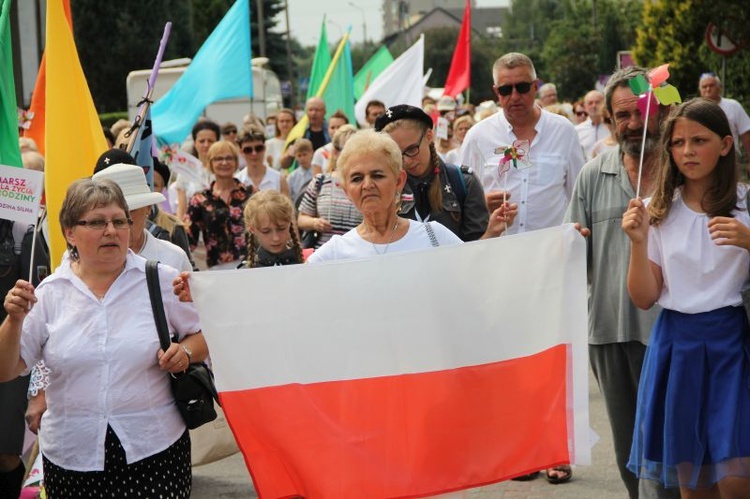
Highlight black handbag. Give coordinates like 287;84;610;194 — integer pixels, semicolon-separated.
146;260;218;430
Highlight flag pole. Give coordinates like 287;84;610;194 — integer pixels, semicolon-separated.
125;22;172;153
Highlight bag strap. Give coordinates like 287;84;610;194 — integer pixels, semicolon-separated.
424;222;440;247
146;260;172;352
444;164;467;207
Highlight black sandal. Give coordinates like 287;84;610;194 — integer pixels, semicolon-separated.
511;471;540;481
545;465;572;484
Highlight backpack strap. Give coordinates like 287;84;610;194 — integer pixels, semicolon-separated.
444;164;467;207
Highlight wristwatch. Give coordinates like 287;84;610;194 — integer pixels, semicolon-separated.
181;345;193;364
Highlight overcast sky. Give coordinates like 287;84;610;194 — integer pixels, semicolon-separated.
283;0;511;47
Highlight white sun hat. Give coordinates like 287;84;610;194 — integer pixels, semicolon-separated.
92;163;166;211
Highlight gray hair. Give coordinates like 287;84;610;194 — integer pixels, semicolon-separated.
603;66;648;116
699;73;722;87
492;53;537;84
60;178;130;250
338;130;402;183
539;83;557;97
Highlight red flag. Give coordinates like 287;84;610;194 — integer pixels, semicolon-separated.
443;0;471;98
22;0;72;155
190;226;592;498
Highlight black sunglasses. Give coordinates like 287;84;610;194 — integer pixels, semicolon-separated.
242;145;265;154
495;82;534;97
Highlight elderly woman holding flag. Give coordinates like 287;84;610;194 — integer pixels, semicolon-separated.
0;178;207;497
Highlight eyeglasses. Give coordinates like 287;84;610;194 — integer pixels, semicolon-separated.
242;145;266;154
211;156;236;163
75;218;133;231
401;130;426;158
575;111;588;117
224;129;237;135
494;82;534;97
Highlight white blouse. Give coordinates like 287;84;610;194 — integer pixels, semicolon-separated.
648;186;750;314
19;252;202;471
308;220;462;264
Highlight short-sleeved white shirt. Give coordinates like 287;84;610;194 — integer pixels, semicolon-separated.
235;166;282;192
459;109;586;235
648;186;750;314
19;252;202;471
141;229;192;272
575;118;610;161
308;220;462;264
311;143;334;172
718;97;750;152
265;137;285;170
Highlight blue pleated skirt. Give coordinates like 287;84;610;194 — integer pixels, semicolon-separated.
628;306;750;489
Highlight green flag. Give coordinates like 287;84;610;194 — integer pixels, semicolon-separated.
306;18;331;99
322;34;355;124
353;46;394;100
0;0;21;168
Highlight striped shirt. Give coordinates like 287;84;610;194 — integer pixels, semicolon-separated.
298;173;363;248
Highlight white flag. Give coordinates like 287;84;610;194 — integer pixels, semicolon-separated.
354;35;424;126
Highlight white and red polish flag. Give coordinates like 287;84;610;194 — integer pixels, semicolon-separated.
190;225;591;498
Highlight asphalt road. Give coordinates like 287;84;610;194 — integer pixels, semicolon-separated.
192;369;630;498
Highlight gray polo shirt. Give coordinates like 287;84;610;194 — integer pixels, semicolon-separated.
564;147;659;345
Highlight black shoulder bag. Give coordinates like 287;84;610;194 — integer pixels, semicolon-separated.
146;260;218;429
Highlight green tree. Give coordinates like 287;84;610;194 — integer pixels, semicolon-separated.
72;0;195;113
540;12;599;101
72;0;296;113
536;0;643;100
635;0;750;109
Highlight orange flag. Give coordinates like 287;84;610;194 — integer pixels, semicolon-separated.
45;0;107;267
22;0;71;155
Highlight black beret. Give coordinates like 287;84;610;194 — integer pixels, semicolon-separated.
152;156;171;184
374;104;433;132
94;148;136;174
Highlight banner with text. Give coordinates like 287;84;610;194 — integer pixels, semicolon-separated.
0;164;44;224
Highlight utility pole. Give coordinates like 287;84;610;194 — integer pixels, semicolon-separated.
348;2;367;43
284;0;294;106
256;0;266;57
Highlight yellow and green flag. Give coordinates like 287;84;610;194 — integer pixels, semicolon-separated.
306;18;331;100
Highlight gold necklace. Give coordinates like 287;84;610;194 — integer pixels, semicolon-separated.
367;220;400;255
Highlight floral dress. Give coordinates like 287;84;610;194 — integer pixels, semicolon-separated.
186;179;251;268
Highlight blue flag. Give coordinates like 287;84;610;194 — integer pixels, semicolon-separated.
130;106;155;188
153;0;252;145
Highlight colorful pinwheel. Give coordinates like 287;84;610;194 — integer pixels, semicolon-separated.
628;63;682;118
498;140;528;170
627;64;681;199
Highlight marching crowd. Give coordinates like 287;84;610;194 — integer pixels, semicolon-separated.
1;50;750;499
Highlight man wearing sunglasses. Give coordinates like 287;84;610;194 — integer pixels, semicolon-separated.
458;51;584;484
459;52;584;238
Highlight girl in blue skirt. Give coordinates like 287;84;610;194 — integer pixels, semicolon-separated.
623;97;750;498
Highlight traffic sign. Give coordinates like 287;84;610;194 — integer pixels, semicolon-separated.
705;23;740;56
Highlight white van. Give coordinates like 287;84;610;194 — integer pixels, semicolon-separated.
126;57;284;127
